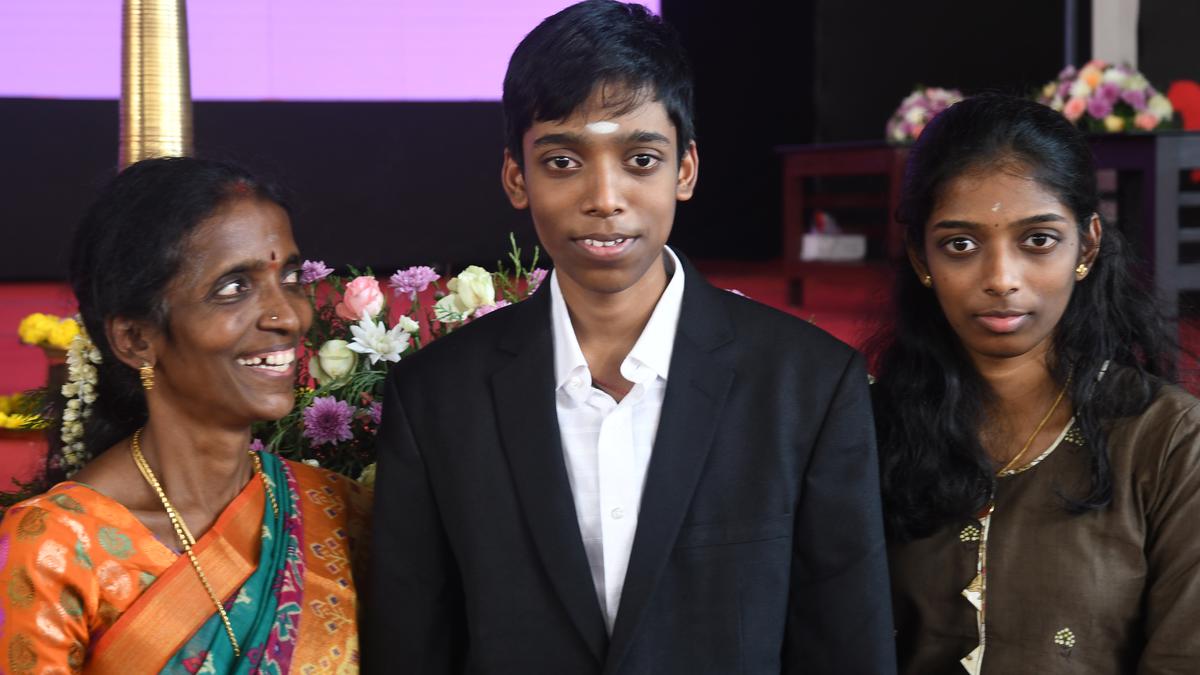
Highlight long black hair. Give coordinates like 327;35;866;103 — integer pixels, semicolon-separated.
50;157;287;486
870;95;1177;541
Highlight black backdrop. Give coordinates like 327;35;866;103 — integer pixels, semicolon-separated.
2;0;1192;281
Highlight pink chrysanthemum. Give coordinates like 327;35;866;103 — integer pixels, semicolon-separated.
302;396;355;446
301;260;334;284
389;266;440;297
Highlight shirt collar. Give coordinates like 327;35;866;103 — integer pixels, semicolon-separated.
550;246;686;400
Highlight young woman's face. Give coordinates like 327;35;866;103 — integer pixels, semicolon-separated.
916;165;1096;366
150;196;312;426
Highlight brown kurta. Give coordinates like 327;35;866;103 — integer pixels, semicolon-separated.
889;383;1200;674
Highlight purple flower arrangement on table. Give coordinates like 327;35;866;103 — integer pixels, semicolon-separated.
886;86;964;144
254;235;543;484
1037;60;1176;133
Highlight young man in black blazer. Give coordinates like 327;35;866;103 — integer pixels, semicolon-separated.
367;2;896;672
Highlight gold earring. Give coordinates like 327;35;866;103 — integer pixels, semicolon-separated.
1075;263;1088;280
139;363;155;391
921;274;933;288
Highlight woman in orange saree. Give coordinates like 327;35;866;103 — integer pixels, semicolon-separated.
0;158;369;673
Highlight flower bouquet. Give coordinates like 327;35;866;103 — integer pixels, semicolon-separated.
1037;60;1175;132
886;86;964;144
255;236;545;485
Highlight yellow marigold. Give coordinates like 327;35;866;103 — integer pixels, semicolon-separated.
47;318;80;350
17;313;58;346
0;411;38;430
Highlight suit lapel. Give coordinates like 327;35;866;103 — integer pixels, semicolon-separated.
603;268;736;674
491;287;609;663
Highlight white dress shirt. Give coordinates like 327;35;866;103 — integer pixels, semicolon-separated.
549;246;685;633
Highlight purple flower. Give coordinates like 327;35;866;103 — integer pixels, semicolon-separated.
389;266;440;297
302;396;355;446
473;300;511;318
368;402;383;426
528;268;548;292
1087;95;1113;119
249;438;265;453
300;260;333;284
1121;88;1148;111
1096;82;1121;105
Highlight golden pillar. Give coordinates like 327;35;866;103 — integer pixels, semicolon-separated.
119;0;193;168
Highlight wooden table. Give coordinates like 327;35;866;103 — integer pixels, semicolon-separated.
776;142;907;305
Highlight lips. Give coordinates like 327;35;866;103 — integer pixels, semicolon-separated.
573;234;637;259
236;347;297;376
974;311;1030;334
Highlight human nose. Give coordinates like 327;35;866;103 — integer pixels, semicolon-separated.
582;161;625;218
259;284;305;334
982;246;1020;296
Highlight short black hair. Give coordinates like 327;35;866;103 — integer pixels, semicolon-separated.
65;157;287;475
502;0;694;167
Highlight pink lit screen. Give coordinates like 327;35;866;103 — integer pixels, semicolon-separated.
1;1;661;101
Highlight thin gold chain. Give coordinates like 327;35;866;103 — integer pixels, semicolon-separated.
130;428;279;657
997;374;1072;475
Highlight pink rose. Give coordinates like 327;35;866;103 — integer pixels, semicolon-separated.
336;276;385;321
1134;112;1159;131
1063;96;1087;122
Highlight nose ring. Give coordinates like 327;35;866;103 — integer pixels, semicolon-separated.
270;315;279;321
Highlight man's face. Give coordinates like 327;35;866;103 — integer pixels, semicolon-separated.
502;86;698;297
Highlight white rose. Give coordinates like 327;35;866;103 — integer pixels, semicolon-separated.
1127;74;1150;92
397;315;419;334
446;266;495;311
1102;68;1128;86
358;462;377;488
310;339;356;386
1069;79;1092;99
434;293;471;323
1148;94;1174;120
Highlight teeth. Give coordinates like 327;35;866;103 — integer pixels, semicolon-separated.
237;348;295;369
583;238;627;248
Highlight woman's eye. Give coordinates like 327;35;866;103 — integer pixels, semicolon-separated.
629;154;660;169
545;156;579;170
943;237;977;254
215;279;248;297
283;269;301;284
1024;233;1058;249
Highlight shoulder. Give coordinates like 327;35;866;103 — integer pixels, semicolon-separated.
696;281;858;369
1106;380;1200;492
283;460;372;516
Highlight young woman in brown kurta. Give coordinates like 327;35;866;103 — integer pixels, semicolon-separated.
871;95;1200;674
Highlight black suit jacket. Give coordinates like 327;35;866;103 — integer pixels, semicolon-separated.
366;257;896;674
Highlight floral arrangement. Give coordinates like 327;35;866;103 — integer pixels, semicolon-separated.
58;324;102;474
17;313;79;352
255;236;544;485
1038;60;1175;132
886;86;964;144
0;394;44;431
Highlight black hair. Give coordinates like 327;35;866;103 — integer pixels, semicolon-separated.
53;157;287;485
869;94;1177;541
502;0;694;167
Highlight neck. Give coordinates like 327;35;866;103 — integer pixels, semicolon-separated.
970;340;1070;464
559;251;671;382
137;416;256;515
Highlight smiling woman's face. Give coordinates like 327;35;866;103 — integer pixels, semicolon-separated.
917;164;1093;366
149;196;312;427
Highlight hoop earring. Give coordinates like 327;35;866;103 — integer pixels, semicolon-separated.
139;363;155;391
1075;263;1089;280
921;274;933;288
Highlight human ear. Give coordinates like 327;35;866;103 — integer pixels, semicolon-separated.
675;140;699;201
1079;212;1103;268
907;244;932;287
501;148;529;210
106;316;160;371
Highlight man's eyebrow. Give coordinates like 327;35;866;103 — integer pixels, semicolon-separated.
532;132;586;148
625;130;671;145
932;213;1069;230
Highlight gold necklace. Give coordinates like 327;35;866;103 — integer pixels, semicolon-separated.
130;428;279;657
997;374;1072;476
